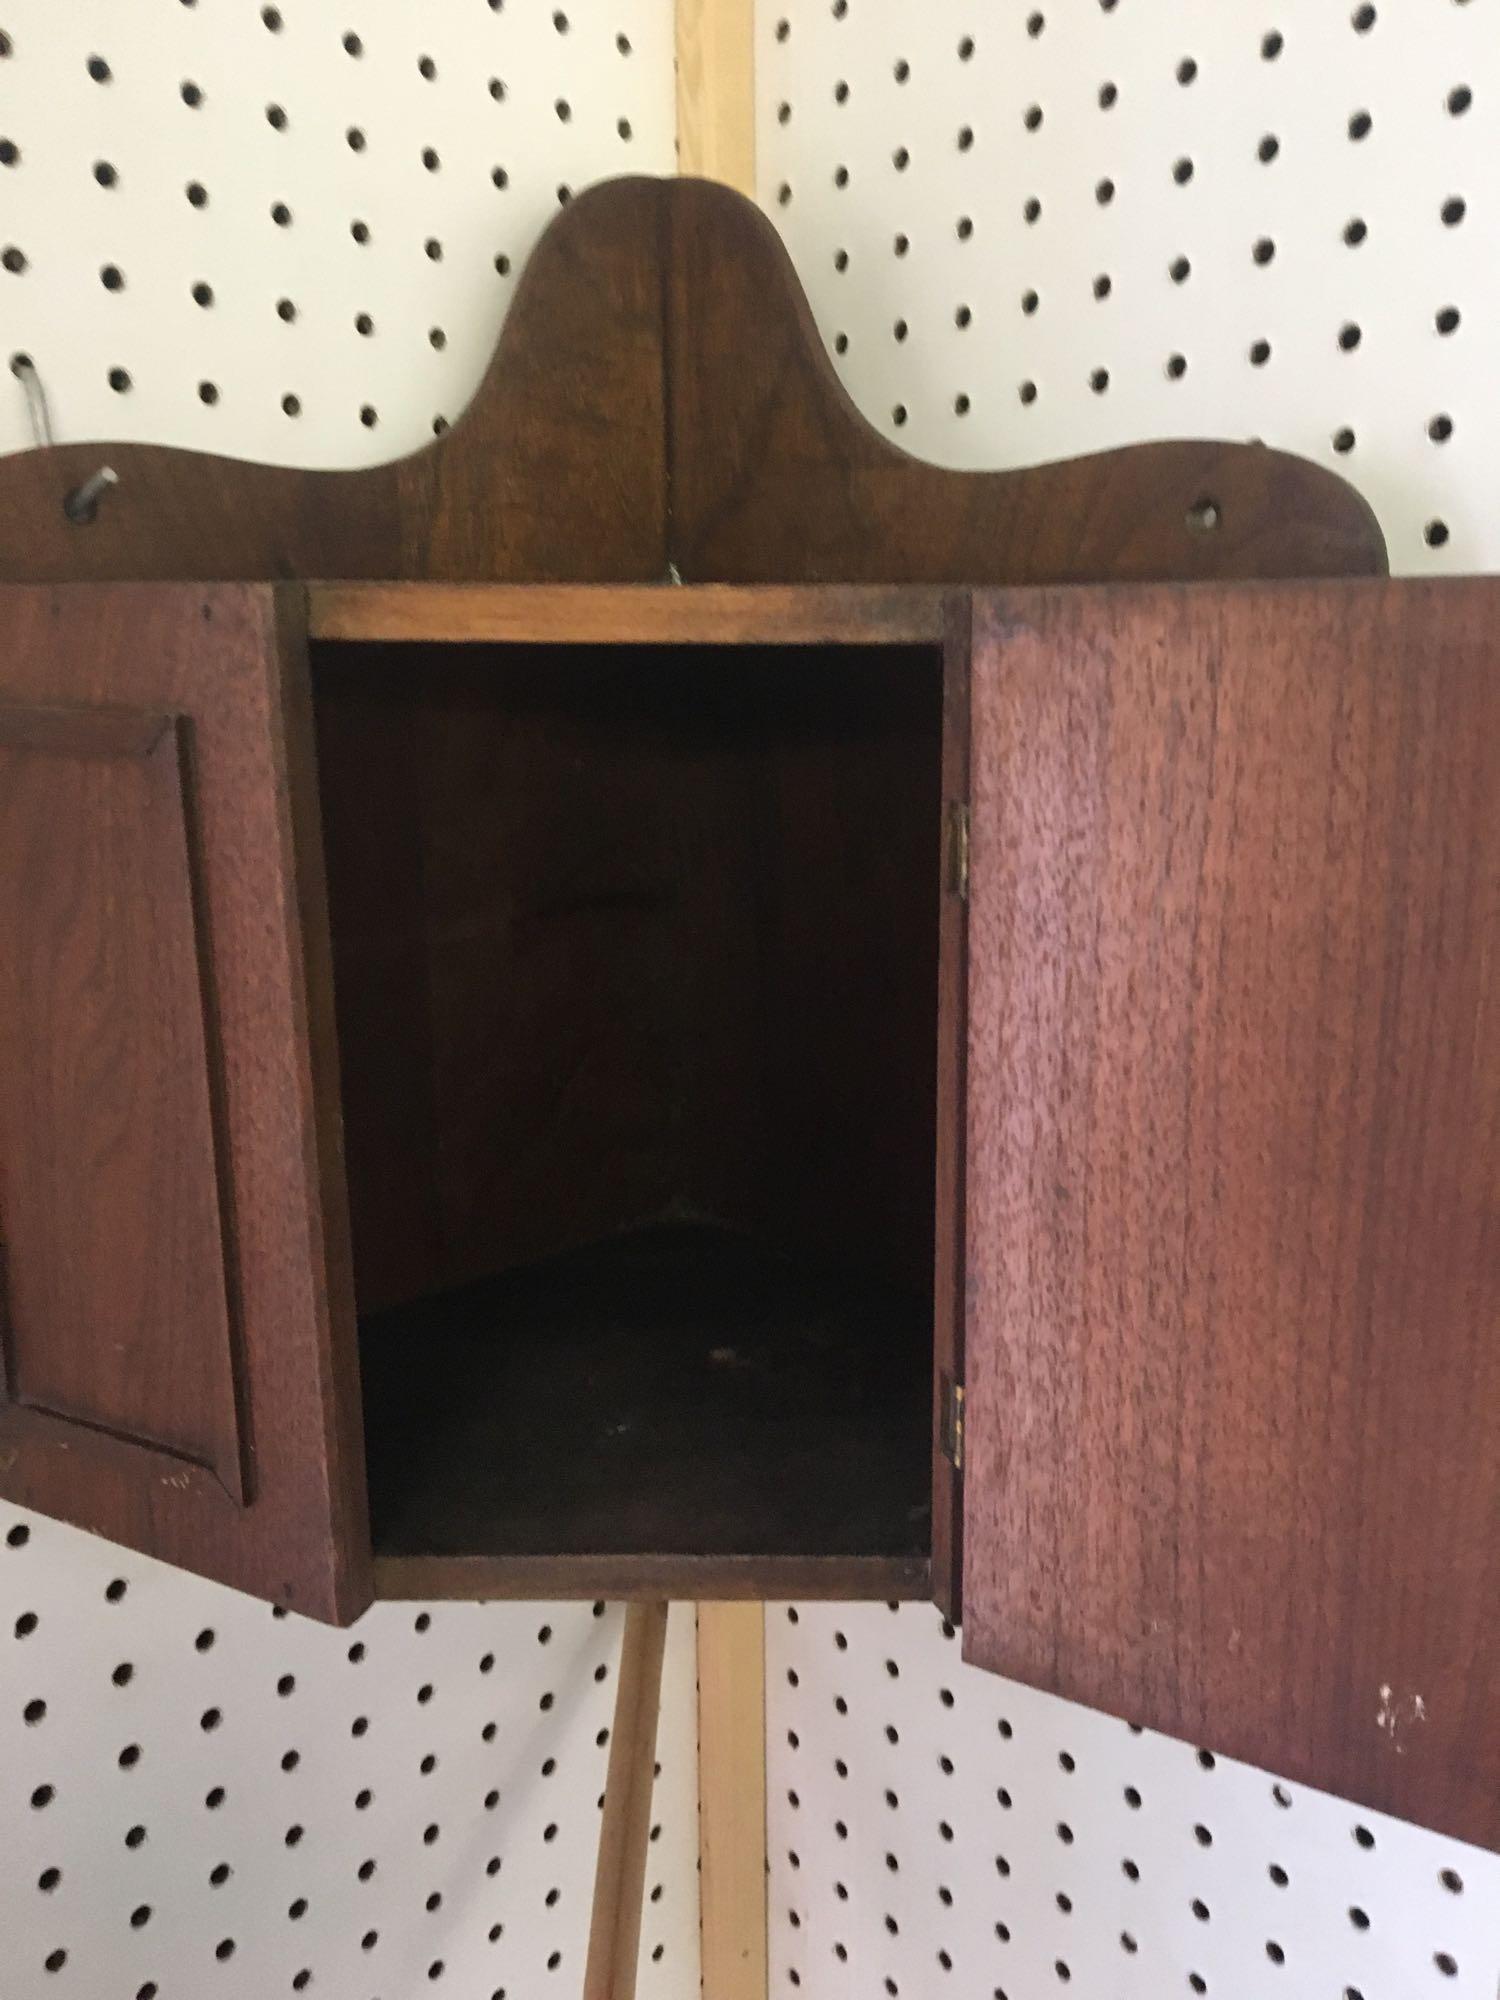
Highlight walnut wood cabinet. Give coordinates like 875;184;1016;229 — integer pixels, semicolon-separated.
2;574;1497;1856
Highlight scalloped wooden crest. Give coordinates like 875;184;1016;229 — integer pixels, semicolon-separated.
0;177;1386;586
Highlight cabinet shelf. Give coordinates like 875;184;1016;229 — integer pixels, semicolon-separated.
361;1223;932;1601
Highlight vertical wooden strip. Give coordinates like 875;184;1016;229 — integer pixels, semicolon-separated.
584;1602;671;2000
930;594;974;1623
697;1603;768;2000
675;0;756;193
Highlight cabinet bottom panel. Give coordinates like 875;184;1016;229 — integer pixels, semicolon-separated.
360;1223;934;1596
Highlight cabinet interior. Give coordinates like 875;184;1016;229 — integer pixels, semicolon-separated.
309;634;945;1594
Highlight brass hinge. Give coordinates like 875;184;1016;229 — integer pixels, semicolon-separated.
941;1376;966;1472
945;802;970;901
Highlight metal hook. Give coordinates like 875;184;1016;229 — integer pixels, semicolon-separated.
9;350;53;450
9;352;120;525
63;464;120;524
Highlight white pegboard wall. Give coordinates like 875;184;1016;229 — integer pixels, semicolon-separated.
0;0;675;467
757;0;1500;576
1;1503;700;2000
768;1603;1500;2000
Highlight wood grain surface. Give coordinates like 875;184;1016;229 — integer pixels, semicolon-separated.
930;597;973;1623
0;585;369;1622
584;1601;670;2000
357;1227;931;1582
961;578;1500;1850
373;1551;930;1605
0;704;246;1501
675;0;756;193
307;581;948;646
313;637;942;1315
0;178;1386;590
663;180;1388;587
0;180;668;585
697;1603;769;2000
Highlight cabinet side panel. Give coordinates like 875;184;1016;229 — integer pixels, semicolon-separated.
0;707;245;1498
961;577;1500;1850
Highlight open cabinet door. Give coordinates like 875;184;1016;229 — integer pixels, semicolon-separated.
959;579;1500;1850
0;585;369;1622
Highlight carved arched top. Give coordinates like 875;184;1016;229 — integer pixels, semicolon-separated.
0;178;1385;586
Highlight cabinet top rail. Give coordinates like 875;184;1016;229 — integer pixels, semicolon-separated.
305;581;953;647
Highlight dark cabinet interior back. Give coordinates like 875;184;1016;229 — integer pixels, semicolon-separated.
311;639;943;1575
